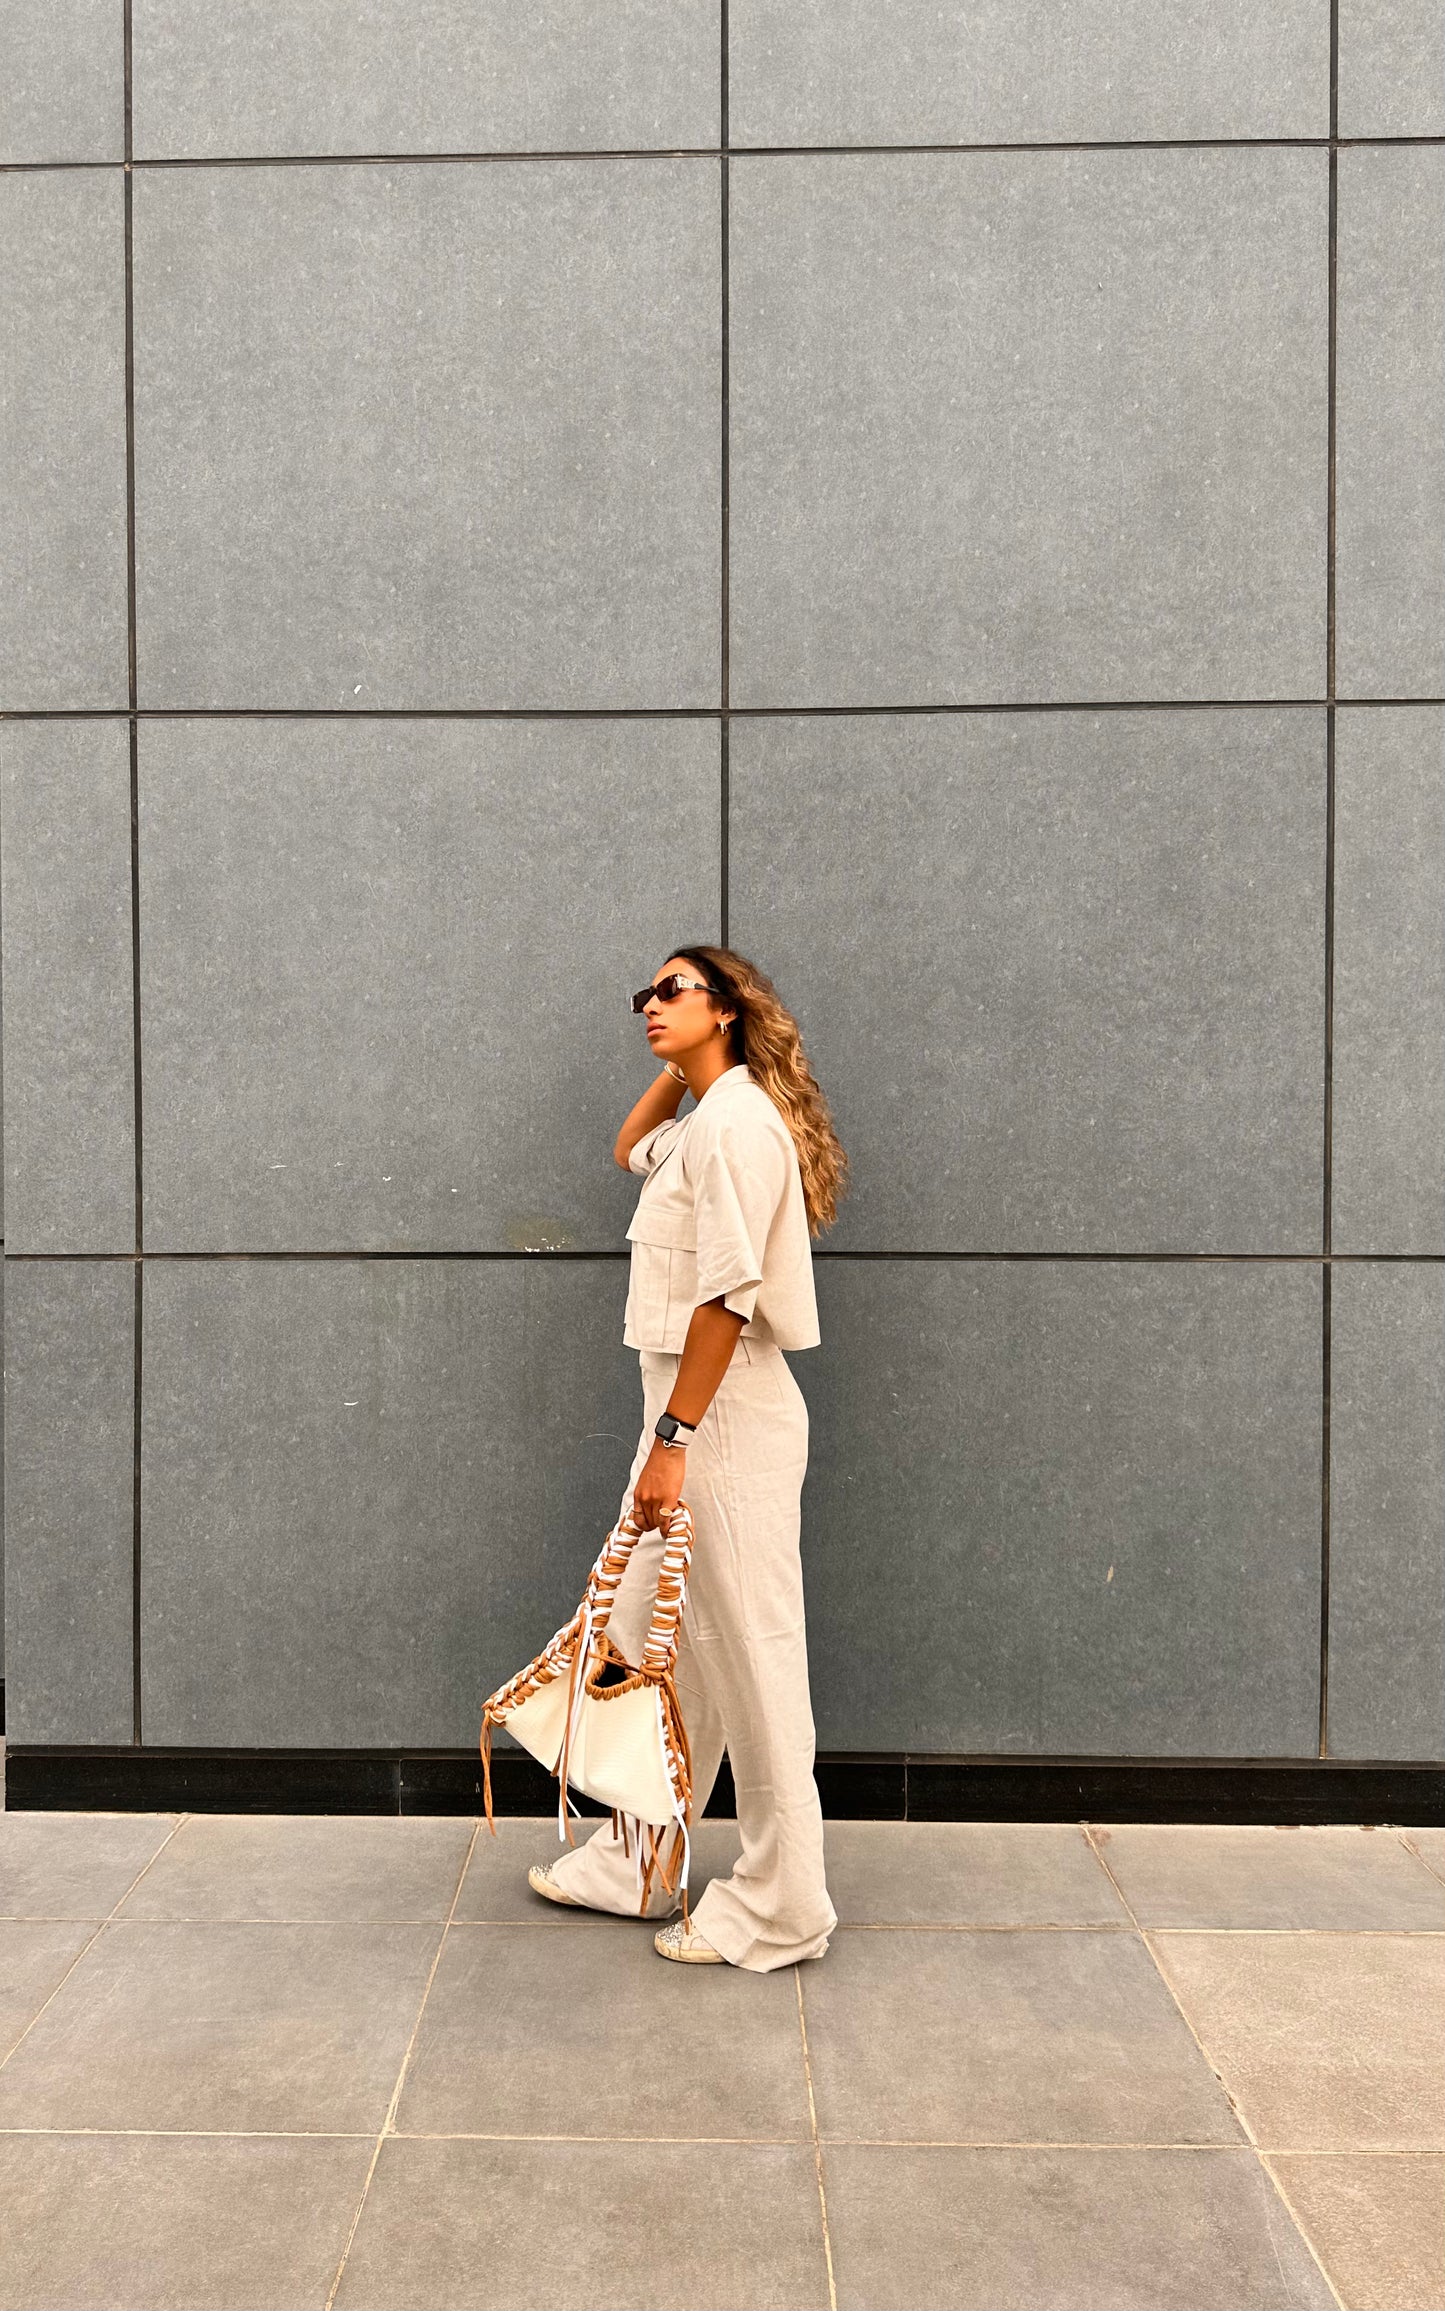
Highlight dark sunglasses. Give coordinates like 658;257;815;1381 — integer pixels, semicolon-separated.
629;974;716;1013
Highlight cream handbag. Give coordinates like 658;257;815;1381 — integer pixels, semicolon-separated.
479;1497;698;1919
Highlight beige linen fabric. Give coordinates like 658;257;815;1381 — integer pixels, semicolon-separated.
623;1064;821;1353
546;1068;834;1969
544;1335;837;1970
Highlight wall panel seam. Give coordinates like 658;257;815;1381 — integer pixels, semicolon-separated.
123;0;143;1747
1318;0;1340;1759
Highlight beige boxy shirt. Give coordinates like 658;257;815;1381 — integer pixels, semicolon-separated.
622;1064;821;1352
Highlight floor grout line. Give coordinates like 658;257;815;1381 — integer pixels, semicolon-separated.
4;699;1444;720
1087;1924;1445;1938
1398;1829;1445;1892
0;2124;1441;2153
8;1915;1445;1935
321;1817;481;2311
1083;1827;1349;2311
0;1814;191;2076
1267;2147;1445;2162
14;136;1445;170
794;1965;839;2311
838;1920;1445;1936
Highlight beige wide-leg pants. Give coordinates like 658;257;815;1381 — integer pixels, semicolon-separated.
544;1336;837;1972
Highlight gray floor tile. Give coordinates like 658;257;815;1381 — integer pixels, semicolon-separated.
1273;2151;1445;2311
0;1920;440;2135
801;1928;1242;2146
0;1920;98;2058
1093;1823;1445;1929
1153;1933;1445;2150
393;1920;812;2141
334;2136;830;2311
0;2130;372;2311
1407;1828;1445;1887
824;1822;1127;1927
823;2143;1336;2311
454;1814;739;1922
0;1812;182;1918
419;1814;553;1924
114;1812;477;1921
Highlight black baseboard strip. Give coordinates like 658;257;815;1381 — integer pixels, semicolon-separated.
903;1758;1445;1826
4;1746;1442;1824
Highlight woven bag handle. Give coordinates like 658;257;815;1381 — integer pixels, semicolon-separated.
585;1496;695;1678
637;1504;693;1676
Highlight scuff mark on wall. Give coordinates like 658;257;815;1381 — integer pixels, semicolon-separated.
503;1214;578;1252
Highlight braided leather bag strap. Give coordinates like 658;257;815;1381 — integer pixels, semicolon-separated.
637;1504;694;1675
585;1498;695;1674
579;1513;643;1640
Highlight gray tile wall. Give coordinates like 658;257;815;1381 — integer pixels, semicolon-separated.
0;1;124;165
2;1261;134;1741
0;168;129;710
130;160;722;708
1335;145;1445;698
0;719;136;1254
1331;706;1445;1254
728;147;1329;708
1327;1262;1445;1760
1337;0;1445;135
2;5;1441;1764
134;718;720;1250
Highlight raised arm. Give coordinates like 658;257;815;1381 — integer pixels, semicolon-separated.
613;1066;688;1169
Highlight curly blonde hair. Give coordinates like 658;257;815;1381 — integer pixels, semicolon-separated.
665;945;849;1238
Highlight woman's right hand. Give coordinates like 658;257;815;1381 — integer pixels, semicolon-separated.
630;1440;686;1536
613;1067;688;1168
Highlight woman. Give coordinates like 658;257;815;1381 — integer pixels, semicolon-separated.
528;945;849;1970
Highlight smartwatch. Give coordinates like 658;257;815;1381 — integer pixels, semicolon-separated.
654;1412;696;1449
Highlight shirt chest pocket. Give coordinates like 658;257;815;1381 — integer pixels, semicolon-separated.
625;1202;696;1252
625;1137;698;1248
625;1182;700;1344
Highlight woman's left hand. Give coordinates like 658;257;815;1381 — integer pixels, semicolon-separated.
631;1440;686;1534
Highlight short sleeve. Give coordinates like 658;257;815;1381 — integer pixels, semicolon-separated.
627;1115;688;1175
691;1117;789;1324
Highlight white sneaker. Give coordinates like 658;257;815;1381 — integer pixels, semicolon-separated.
654;1915;725;1963
527;1861;587;1908
528;1860;681;1919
